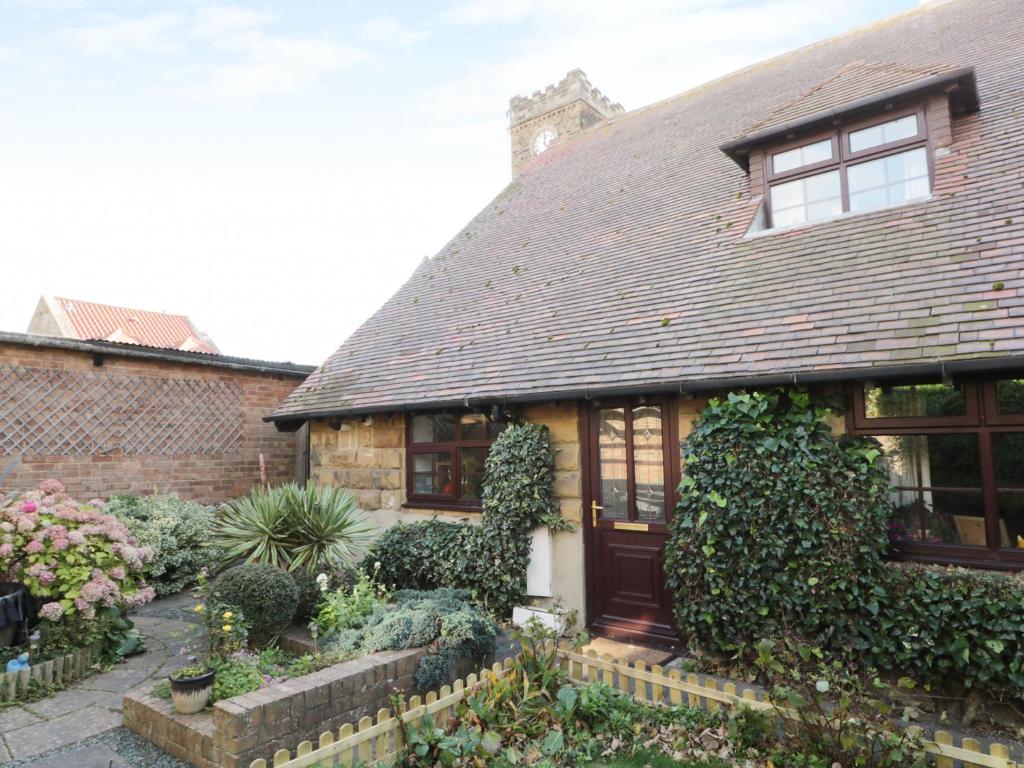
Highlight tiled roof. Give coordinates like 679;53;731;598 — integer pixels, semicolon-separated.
52;297;220;354
274;0;1024;420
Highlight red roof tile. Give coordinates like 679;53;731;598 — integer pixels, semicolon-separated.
52;297;219;354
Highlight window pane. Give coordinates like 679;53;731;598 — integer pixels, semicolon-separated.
460;413;488;441
411;452;454;496
772;138;833;174
411;413;455;443
997;493;1024;549
876;433;982;545
848;147;929;213
632;406;665;522
994;432;1024;548
863;382;965;419
770;170;841;227
849;114;918;153
459;447;488;501
996;379;1024;414
598;408;629;520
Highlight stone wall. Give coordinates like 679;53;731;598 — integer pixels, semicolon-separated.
308;401;585;614
124;648;425;768
0;339;306;503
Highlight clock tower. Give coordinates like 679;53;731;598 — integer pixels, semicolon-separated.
508;69;623;177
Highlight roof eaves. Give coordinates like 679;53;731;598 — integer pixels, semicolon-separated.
720;66;978;170
0;331;315;377
266;353;1024;426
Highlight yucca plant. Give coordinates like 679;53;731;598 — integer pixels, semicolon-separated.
283;482;375;572
213;482;374;573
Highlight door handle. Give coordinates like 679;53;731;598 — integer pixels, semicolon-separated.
591;500;603;527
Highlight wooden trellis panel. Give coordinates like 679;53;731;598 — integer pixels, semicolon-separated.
0;365;243;456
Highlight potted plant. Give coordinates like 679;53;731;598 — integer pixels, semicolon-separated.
169;570;246;714
0;583;30;648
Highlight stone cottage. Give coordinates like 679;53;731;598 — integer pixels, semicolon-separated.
270;0;1024;644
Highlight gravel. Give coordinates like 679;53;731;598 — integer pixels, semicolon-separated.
3;726;190;768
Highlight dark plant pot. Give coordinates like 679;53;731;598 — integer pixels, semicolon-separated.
0;583;29;648
169;669;215;714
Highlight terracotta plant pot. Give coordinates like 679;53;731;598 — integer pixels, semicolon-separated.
169;669;215;714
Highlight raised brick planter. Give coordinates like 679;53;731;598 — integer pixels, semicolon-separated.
124;648;425;768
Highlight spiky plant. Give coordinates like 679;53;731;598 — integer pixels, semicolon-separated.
213;482;374;573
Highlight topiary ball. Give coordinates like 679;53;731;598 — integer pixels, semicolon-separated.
211;563;299;647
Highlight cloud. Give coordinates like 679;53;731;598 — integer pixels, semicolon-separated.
358;16;428;48
55;12;181;57
182;31;364;103
193;4;276;38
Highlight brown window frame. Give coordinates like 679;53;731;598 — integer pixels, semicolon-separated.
764;105;931;229
405;411;502;512
847;378;1024;570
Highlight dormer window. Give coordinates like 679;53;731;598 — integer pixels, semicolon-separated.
764;107;930;229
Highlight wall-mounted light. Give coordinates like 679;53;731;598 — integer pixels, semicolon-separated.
328;417;342;431
362;415;374;427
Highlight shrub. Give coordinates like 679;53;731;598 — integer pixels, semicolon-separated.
862;563;1024;696
371;422;567;617
105;494;220;596
210;563;298;646
665;390;892;655
0;480;154;633
214;482;374;573
324;588;498;690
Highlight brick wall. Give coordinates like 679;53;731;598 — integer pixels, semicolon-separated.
0;340;306;503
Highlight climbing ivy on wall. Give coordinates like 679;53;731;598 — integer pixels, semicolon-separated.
371;421;568;617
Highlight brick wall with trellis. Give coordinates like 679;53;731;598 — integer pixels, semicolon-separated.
0;334;311;502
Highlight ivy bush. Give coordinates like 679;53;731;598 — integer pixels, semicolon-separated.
105;494;221;596
372;422;567;617
666;390;892;655
667;389;1024;699
861;564;1024;696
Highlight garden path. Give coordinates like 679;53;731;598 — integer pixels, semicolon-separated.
0;593;198;767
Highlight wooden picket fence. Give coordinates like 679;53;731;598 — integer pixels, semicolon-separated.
253;647;1020;768
0;647;93;702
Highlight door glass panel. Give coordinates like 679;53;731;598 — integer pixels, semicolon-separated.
459;447;488;501
995;379;1024;414
411;414;455;443
411;452;454;496
597;408;628;520
875;434;983;545
863;382;965;419
632;406;665;522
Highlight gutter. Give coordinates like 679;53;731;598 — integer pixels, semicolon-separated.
0;331;314;377
266;354;1024;428
720;66;978;170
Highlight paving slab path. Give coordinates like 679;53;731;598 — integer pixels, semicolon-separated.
0;593;199;767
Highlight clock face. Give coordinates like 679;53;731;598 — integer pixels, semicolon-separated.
532;128;557;155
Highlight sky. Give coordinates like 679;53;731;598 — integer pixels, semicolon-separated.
0;0;918;366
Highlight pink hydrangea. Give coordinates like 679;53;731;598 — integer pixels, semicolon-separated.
0;543;13;557
110;566;126;580
24;540;43;554
39;602;64;621
37;479;65;495
19;500;38;513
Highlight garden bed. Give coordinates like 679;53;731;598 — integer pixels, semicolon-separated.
125;646;428;768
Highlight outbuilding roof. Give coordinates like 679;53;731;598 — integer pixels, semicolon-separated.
273;0;1024;421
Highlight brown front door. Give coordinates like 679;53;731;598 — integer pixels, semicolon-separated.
584;399;678;645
